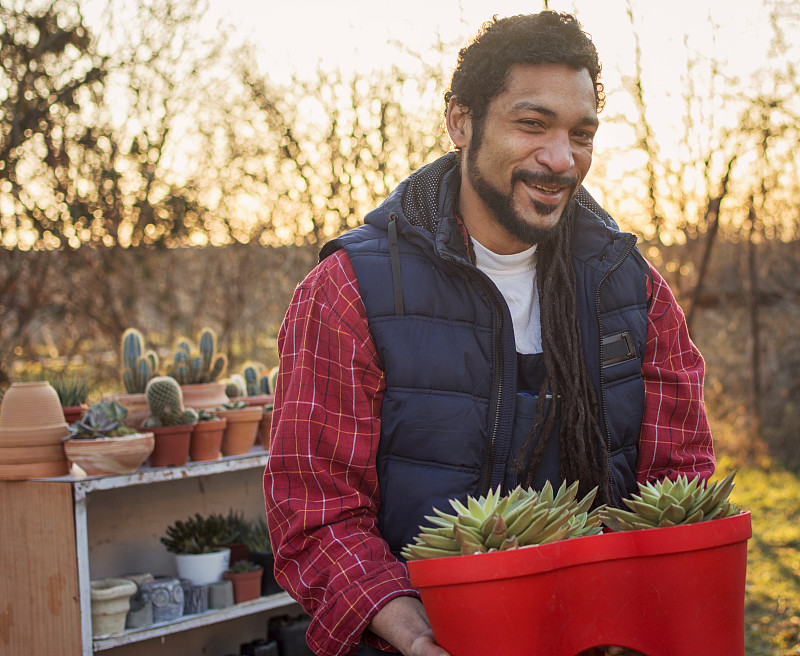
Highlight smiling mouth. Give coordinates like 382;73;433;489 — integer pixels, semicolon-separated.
526;181;564;195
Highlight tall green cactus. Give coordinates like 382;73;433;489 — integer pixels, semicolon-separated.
167;327;228;385
242;362;266;396
143;376;198;427
121;328;159;393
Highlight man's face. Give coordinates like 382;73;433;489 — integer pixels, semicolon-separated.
459;63;598;252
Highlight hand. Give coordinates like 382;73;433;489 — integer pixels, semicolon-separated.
367;596;451;656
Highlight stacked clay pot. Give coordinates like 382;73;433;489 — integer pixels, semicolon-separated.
0;381;70;480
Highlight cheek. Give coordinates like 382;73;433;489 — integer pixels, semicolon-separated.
575;150;593;178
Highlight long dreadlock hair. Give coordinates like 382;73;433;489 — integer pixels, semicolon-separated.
509;206;615;508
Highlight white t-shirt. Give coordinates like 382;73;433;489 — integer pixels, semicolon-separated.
472;238;542;354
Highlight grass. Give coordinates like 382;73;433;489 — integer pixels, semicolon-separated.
719;453;800;655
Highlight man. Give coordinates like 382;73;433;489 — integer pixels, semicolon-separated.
264;11;714;656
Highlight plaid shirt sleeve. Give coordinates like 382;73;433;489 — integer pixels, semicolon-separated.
636;262;716;483
264;249;415;656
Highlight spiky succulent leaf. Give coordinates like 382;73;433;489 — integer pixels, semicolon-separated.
599;471;741;532
403;481;601;560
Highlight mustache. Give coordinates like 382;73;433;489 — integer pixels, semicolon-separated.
512;170;578;189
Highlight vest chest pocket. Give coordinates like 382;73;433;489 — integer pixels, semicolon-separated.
601;330;636;367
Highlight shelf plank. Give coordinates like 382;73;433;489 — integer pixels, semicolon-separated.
35;448;269;496
92;593;297;650
0;481;82;656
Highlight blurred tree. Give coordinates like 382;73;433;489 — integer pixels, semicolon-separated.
200;50;452;246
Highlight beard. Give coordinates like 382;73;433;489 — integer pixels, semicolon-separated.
466;146;578;248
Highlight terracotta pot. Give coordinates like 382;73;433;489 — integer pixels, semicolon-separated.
180;382;228;412
64;432;155;476
223;566;263;604
0;382;69;479
0;381;66;430
0;443;65;464
258;410;273;450
62;404;87;425
102;392;149;430
216;406;262;456
148;424;194;467
189;418;226;462
0;459;69;480
408;512;752;656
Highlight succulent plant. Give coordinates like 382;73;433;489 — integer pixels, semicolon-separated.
221;399;248;410
142;376;199;428
401;480;602;561
167;327;228;385
65;400;138;440
121;328;160;394
51;376;89;407
215;509;253;543
244;517;272;553
196;408;219;422
598;471;741;532
227;559;261;573
161;513;236;555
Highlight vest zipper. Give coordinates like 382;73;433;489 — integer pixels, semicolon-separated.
438;252;508;496
595;234;638;499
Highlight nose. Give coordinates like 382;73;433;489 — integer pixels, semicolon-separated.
535;132;574;174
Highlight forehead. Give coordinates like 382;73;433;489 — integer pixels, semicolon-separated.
491;62;597;118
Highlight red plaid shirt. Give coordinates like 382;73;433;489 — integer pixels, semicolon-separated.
264;249;715;656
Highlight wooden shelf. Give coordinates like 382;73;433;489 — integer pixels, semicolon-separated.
93;593;295;650
37;447;269;498
2;446;296;655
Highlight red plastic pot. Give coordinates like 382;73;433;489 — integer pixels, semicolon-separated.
407;512;752;656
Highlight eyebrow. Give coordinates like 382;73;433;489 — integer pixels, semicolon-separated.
511;101;600;128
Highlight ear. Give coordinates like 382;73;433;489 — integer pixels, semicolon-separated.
445;96;471;149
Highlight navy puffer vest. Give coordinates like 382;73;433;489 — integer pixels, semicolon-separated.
321;154;649;557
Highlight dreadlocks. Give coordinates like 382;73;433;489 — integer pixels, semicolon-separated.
511;205;615;508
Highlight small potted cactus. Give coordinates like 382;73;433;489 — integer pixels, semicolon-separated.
143;376;198;467
62;400;155;476
103;328;160;429
223;559;263;604
166;327;229;411
189;409;227;462
215;399;262;456
226;362;274;408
